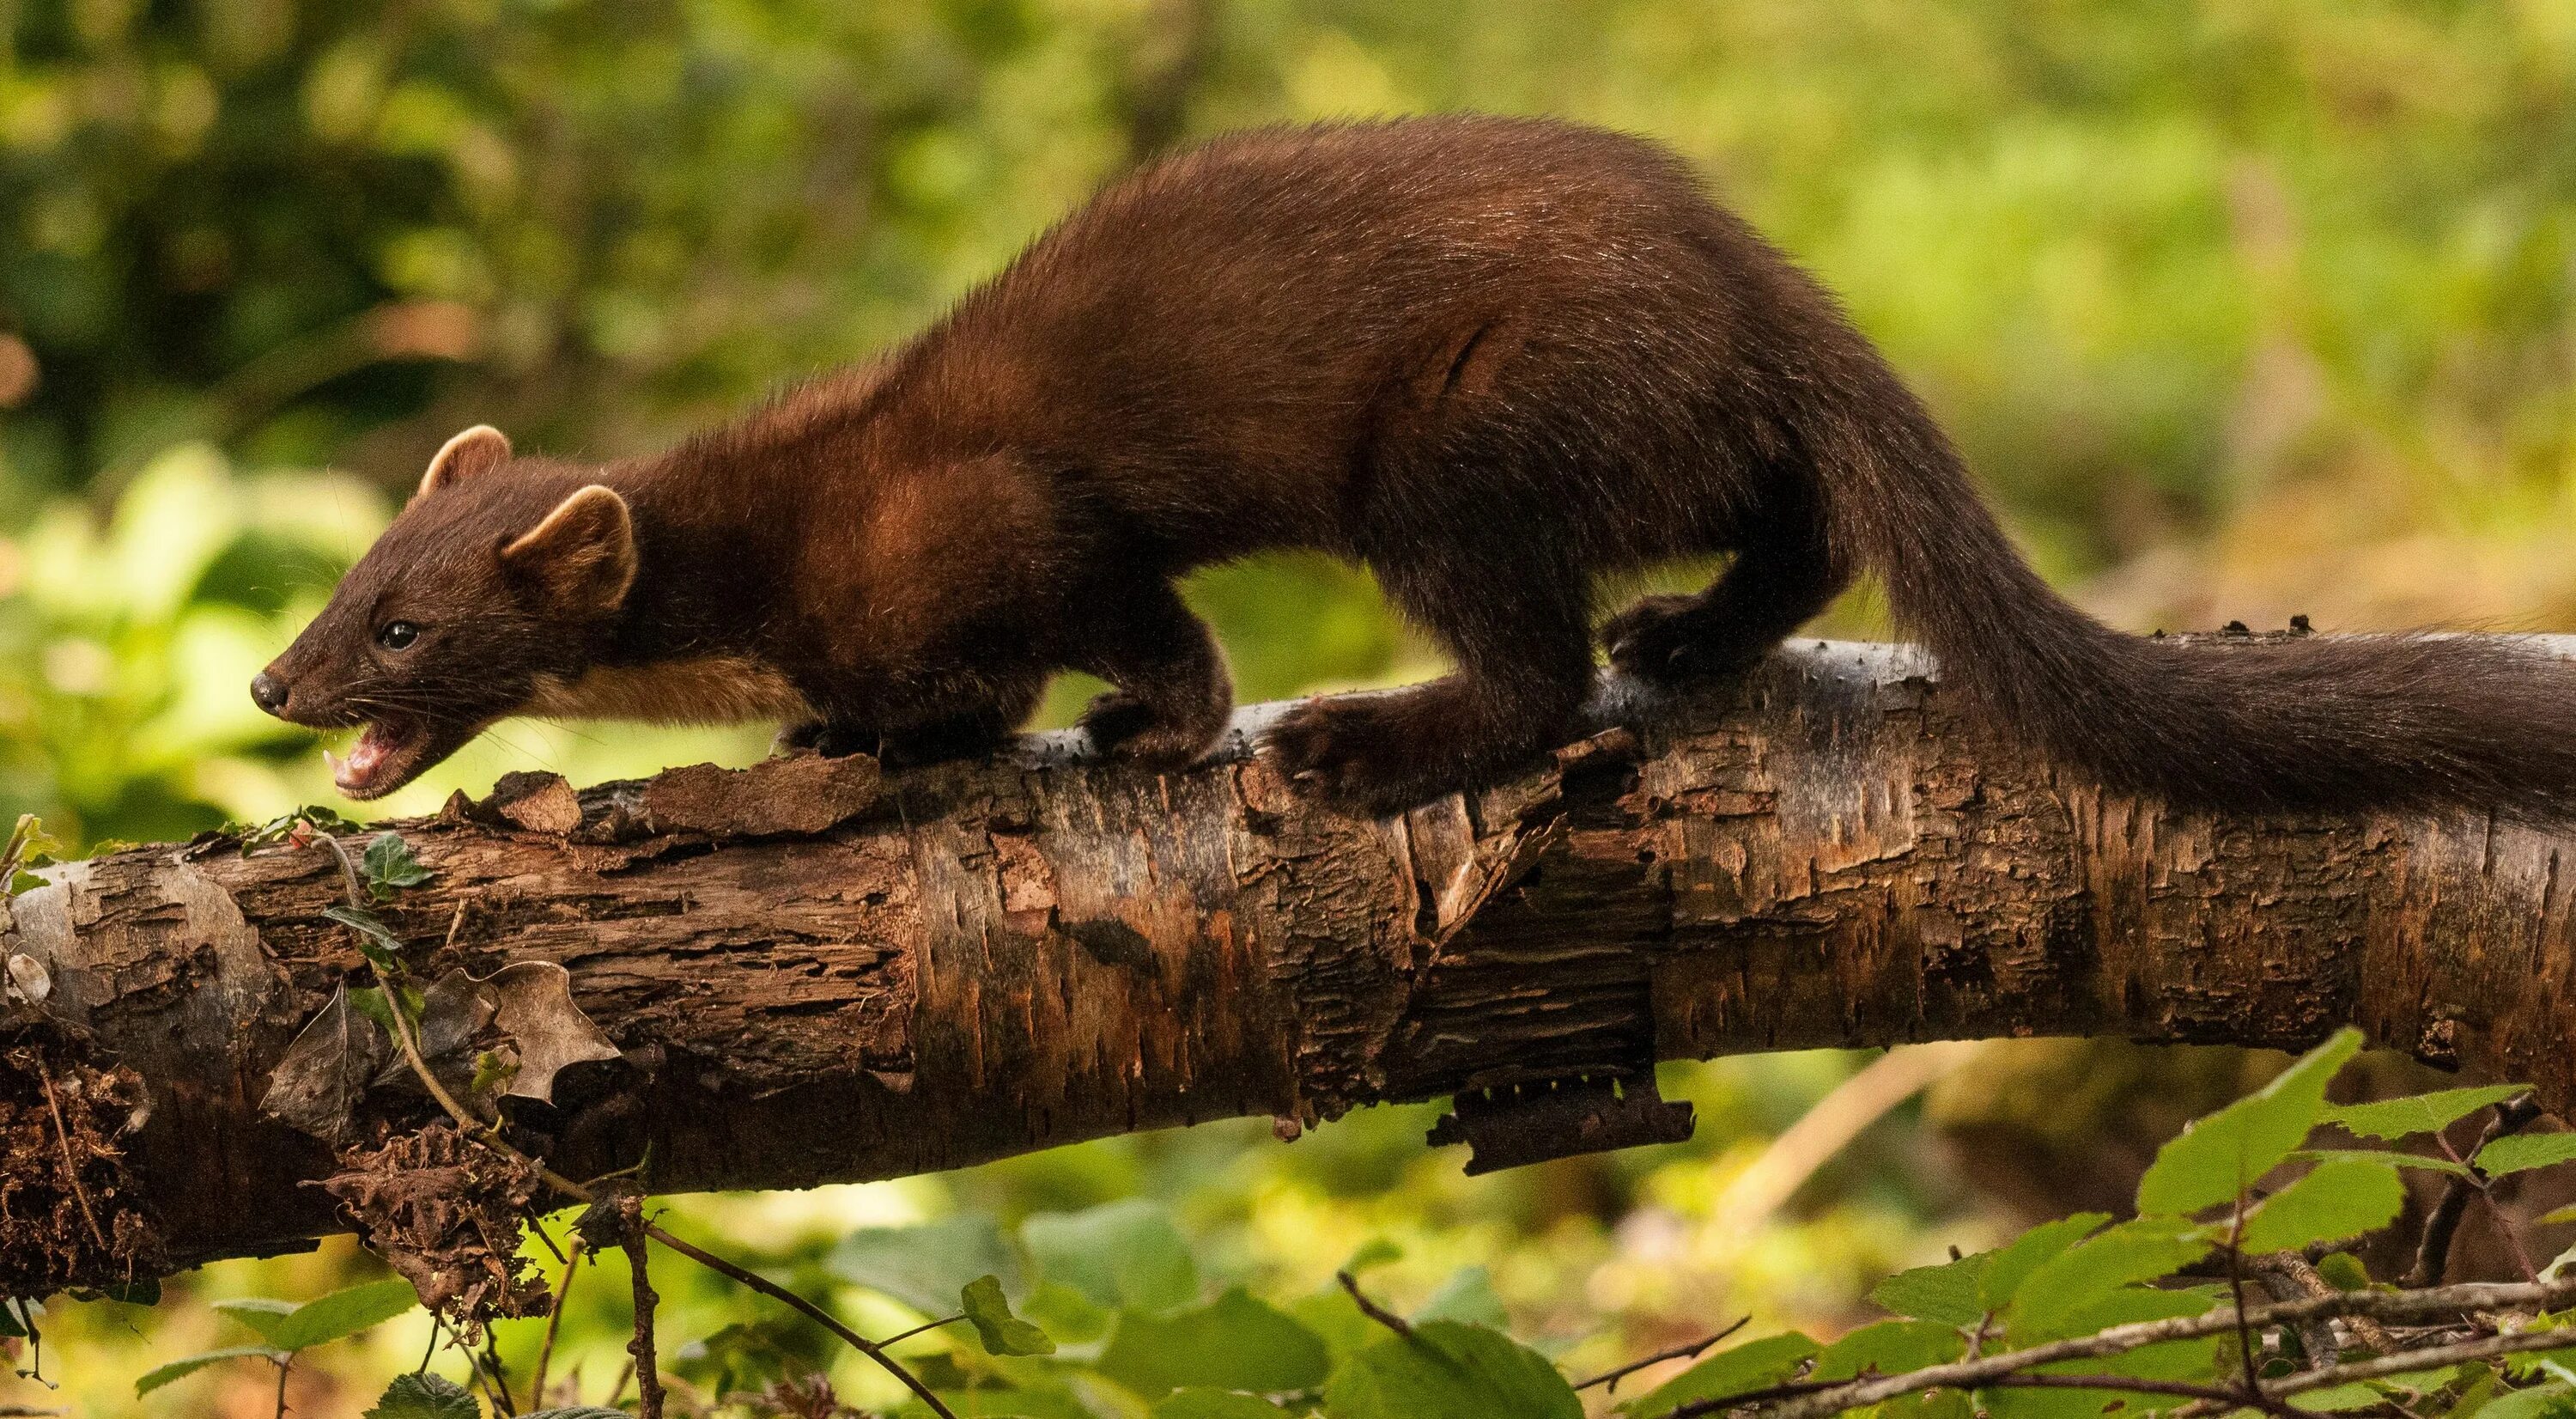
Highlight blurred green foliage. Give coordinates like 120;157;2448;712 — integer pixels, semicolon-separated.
6;2;2576;1416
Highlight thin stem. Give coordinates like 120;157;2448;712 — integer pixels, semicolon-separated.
1335;1270;1413;1340
877;1314;966;1349
621;1199;665;1419
642;1222;962;1419
2228;1195;2263;1398
482;1330;516;1416
530;1238;586;1406
1577;1318;1750;1393
31;1061;105;1252
271;1354;290;1419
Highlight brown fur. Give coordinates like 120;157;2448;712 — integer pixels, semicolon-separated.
258;115;2576;817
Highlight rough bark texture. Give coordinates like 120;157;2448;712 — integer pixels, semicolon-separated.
6;638;2574;1288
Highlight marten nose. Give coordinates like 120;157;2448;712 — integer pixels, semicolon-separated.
249;671;289;716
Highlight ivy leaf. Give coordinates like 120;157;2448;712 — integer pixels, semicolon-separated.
2006;1217;2213;1343
1621;1332;1819;1417
1099;1287;1325;1395
2240;1158;2407;1254
2479;1133;2576;1178
2136;1027;2363;1216
2324;1085;2529;1140
829;1216;1018;1318
324;904;408;972
482;960;621;1103
258;987;390;1144
135;1345;284;1396
1871;1252;1992;1326
1327;1319;1583;1419
1024;1199;1198;1312
961;1275;1055;1358
365;1372;482;1419
1980;1215;2110;1312
269;1278;418;1351
361;831;434;898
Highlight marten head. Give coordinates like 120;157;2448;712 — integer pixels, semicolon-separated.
252;426;639;799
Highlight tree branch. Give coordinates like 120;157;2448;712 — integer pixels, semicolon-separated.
7;639;2576;1284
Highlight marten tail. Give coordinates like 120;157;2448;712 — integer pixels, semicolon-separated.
1802;352;2576;819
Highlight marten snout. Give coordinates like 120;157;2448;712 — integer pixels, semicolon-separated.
248;670;289;716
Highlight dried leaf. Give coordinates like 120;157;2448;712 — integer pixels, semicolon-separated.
481;961;619;1103
3;953;48;1006
370;970;495;1097
261;987;390;1144
321;1124;547;1339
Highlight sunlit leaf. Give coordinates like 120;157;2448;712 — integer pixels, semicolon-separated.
1327;1319;1583;1419
2290;1148;2471;1177
2479;1133;2576;1178
1980;1215;2108;1312
211;1297;298;1346
1872;1252;1992;1326
2240;1158;2406;1253
135;1345;283;1396
961;1275;1055;1358
270;1278;418;1351
1155;1389;1291;1418
1622;1331;1818;1417
2476;1381;2576;1419
2007;1217;2213;1343
1416;1265;1508;1329
830;1216;1018;1319
2323;1085;2528;1140
2136;1028;2363;1216
2291;1382;2387;1410
1813;1320;1963;1381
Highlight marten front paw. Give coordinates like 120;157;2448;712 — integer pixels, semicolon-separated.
1078;691;1220;770
1262;697;1447;813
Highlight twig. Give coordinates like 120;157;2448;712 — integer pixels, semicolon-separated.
2252;1252;2390;1359
482;1329;517;1416
605;1358;635;1409
642;1222;959;1419
1692;1278;2576;1419
1577;1317;1750;1392
530;1238;586;1406
2423;1099;2544;1283
1982;1372;2307;1419
619;1197;665;1419
1335;1270;1413;1340
271;1355;290;1419
30;1060;105;1252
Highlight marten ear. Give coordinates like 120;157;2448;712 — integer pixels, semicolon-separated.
417;425;513;500
501;485;636;614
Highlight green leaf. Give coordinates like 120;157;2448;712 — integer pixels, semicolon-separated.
136;1345;283;1396
829;1216;1018;1318
361;831;434;898
1342;1239;1403;1274
213;1296;299;1346
2291;1382;2389;1411
270;1278;420;1351
1622;1331;1819;1417
325;904;409;971
1325;1319;1583;1419
0;1299;27;1338
1980;1215;2109;1312
2479;1133;2576;1178
1024;1199;1198;1312
2240;1158;2407;1253
1983;1289;2221;1419
2476;1382;2576;1419
961;1275;1055;1358
1097;1287;1328;1396
2136;1028;2364;1216
1873;1252;1993;1326
2324;1086;2529;1140
2007;1217;2212;1343
365;1372;482;1419
2291;1148;2472;1177
1812;1320;1964;1381
522;1410;632;1418
2316;1252;2373;1291
1416;1265;1509;1329
1154;1390;1290;1418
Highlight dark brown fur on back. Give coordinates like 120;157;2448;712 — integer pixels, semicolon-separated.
261;115;2576;817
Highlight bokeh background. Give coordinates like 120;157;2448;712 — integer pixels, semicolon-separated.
5;1;2574;1413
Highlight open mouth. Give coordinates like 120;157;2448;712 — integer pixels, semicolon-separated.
324;719;437;800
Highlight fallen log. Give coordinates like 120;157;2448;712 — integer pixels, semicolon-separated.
6;638;2573;1291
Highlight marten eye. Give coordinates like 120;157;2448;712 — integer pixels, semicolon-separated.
376;621;421;652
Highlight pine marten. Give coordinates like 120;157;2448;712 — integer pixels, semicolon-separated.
252;114;2576;817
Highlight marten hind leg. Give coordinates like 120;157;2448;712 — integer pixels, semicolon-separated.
1267;553;1595;813
1070;577;1233;769
1604;508;1848;684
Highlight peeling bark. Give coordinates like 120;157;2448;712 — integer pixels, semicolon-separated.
6;639;2575;1287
